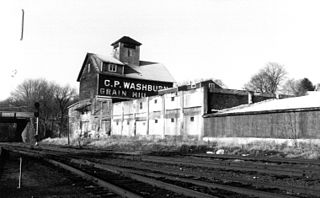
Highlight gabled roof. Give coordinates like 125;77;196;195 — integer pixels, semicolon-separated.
111;36;142;46
95;54;125;65
77;53;175;83
125;61;175;83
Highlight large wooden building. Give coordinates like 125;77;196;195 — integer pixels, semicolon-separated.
69;36;175;138
68;36;282;140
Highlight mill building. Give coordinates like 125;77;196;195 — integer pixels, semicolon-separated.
69;36;175;138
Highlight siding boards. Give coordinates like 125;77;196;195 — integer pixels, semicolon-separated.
204;109;320;138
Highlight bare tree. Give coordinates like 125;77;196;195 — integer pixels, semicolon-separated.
9;78;78;139
281;78;299;96
10;79;58;137
244;62;287;94
282;77;315;96
53;84;78;137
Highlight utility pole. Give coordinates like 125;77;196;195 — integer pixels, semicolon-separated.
20;9;24;41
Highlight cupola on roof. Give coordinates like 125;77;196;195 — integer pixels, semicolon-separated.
111;36;142;46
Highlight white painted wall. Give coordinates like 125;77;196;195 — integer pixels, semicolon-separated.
165;117;179;136
184;115;200;136
111;86;205;138
184;89;203;108
165;93;181;110
149;96;162;112
136;121;147;136
148;118;163;136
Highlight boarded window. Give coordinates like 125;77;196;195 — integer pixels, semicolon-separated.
154;99;157;104
171;97;175;101
190;117;194;122
155;119;158;123
171;118;174;123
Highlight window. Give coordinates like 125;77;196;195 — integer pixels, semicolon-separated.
128;49;133;57
139;102;143;109
154;99;157;104
171;118;174;123
87;63;91;73
190;117;194;122
171;97;175;101
108;64;117;72
127;121;130;125
116;121;119;126
155;119;158;123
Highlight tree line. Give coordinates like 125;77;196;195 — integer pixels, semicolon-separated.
0;79;78;139
244;62;318;96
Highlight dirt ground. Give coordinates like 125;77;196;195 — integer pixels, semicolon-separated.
0;152;99;198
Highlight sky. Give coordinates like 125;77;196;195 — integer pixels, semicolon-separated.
1;0;320;100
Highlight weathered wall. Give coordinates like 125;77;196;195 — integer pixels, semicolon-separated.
112;86;206;138
79;59;98;100
204;108;320;138
118;43;140;66
209;88;275;111
68;98;112;138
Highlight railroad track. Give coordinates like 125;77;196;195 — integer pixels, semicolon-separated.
1;144;319;198
0;149;120;197
1;146;216;198
107;153;320;197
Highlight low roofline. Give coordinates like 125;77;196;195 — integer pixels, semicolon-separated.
158;80;217;95
209;88;276;97
204;106;320;118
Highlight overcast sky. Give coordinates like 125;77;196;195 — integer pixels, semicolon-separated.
1;0;320;100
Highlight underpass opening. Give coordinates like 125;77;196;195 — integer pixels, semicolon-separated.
0;112;34;143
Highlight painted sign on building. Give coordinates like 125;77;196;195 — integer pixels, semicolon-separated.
98;74;173;98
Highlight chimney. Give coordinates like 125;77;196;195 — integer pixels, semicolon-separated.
111;36;142;66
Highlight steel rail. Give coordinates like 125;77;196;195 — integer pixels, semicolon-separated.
3;144;319;179
188;153;320;166
4;148;142;198
116;154;319;178
5;147;217;198
73;158;297;198
106;155;320;197
46;159;142;198
70;158;217;198
2;144;319;178
3;144;319;197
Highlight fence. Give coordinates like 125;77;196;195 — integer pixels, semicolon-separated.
204;107;320;139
